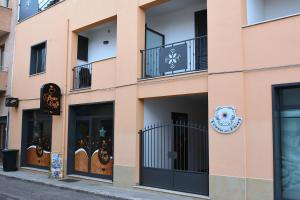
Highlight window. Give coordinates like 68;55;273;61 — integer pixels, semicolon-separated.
30;42;46;75
77;35;89;61
0;45;4;70
247;0;300;24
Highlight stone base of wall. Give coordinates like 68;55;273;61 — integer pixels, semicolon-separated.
113;165;136;187
209;175;273;200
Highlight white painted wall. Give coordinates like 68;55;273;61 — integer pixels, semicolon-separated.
265;0;300;20
146;2;206;45
143;96;208;171
144;97;207;126
77;21;117;66
247;0;300;24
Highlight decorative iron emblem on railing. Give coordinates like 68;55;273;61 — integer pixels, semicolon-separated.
40;83;61;115
210;106;243;134
159;44;187;73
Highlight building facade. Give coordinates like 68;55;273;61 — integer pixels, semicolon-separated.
7;0;300;199
0;0;17;161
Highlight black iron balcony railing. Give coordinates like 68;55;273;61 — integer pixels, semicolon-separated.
39;0;59;11
141;36;207;79
72;63;92;90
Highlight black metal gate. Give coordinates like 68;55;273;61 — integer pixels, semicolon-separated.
139;122;209;196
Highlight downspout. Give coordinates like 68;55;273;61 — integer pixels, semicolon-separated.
61;18;70;177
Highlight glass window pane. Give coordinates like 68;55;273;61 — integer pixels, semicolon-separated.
30;43;46;75
74;120;89;173
280;88;300;108
280;110;300;200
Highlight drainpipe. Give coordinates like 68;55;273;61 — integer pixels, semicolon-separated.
61;18;70;177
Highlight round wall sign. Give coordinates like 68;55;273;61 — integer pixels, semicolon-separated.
210;106;242;134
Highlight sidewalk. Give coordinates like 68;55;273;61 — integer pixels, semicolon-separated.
0;168;207;200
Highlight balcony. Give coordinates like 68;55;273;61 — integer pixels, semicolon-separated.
141;0;207;80
72;63;92;90
141;36;207;79
73;20;117;90
0;0;9;7
0;70;7;92
18;0;60;21
72;58;116;91
0;0;11;37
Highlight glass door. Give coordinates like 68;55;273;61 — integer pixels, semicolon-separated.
90;118;113;176
74;120;90;173
280;109;300;199
74;117;113;179
145;27;164;77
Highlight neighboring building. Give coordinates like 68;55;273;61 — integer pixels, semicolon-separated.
0;0;17;161
7;0;300;199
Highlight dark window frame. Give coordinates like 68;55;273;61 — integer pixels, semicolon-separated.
29;41;47;75
0;45;4;69
77;35;89;62
272;82;300;200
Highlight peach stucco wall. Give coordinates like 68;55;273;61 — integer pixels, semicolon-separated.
243;16;300;69
9;0;300;187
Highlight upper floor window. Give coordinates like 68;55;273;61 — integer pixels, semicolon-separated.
0;45;4;70
30;42;46;75
247;0;300;24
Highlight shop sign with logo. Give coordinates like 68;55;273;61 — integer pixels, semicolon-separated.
210;106;242;134
159;43;187;73
40;83;61;115
5;97;19;107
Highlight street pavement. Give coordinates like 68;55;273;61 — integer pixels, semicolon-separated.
0;176;116;200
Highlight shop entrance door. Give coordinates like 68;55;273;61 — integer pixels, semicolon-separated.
0;117;6;162
274;86;300;200
73;117;113;179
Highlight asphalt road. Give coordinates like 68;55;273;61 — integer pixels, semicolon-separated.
0;176;115;200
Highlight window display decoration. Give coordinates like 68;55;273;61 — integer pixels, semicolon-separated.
98;139;111;165
210;106;242;134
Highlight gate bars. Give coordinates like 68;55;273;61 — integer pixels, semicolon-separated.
139;121;209;183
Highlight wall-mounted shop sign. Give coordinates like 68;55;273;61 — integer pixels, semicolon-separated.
5;97;19;107
159;44;187;73
40;83;61;115
210;106;242;134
